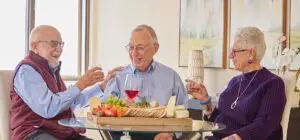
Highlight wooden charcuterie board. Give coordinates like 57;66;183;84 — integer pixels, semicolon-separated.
87;112;192;126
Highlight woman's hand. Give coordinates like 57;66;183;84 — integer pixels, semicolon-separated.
222;134;242;140
185;79;209;101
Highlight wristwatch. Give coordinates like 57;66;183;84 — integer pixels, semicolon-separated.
199;96;212;105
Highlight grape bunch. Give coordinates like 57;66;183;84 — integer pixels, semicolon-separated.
105;94;126;107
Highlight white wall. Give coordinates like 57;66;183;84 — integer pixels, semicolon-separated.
89;0;297;99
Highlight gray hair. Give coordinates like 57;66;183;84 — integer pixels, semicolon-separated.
234;26;266;60
132;24;158;43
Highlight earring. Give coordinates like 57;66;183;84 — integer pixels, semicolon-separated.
248;57;253;64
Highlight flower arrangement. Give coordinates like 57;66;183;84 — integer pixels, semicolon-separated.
272;35;300;74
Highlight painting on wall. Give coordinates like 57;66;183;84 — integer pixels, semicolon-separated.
230;0;283;69
179;0;224;67
290;0;300;70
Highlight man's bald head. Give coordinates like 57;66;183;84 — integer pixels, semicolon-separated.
29;25;61;46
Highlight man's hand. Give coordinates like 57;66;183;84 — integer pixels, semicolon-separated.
154;133;173;140
75;67;104;91
99;66;124;90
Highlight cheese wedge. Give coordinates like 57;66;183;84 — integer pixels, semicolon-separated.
166;96;176;117
175;105;185;110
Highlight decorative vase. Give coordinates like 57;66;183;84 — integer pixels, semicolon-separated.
187;50;204;83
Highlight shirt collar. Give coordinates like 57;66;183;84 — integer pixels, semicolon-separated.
130;60;156;74
49;64;60;73
29;51;61;73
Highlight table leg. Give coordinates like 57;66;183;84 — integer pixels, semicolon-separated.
99;130;112;140
200;132;204;140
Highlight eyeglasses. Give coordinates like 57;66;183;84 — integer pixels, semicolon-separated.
124;43;150;54
37;40;65;48
230;48;248;54
229;48;248;57
231;49;248;53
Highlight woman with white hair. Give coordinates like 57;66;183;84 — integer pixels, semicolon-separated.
186;27;286;140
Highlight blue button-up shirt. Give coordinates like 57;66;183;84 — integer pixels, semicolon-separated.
13;64;101;119
101;61;188;106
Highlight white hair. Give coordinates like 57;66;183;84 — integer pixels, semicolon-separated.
132;24;158;44
29;25;59;49
234;26;266;60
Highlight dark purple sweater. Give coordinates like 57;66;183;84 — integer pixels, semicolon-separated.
206;67;286;140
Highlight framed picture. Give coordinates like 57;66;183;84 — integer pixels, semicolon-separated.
179;0;225;68
289;0;300;70
229;0;283;69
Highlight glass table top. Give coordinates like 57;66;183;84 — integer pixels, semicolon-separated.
58;117;226;133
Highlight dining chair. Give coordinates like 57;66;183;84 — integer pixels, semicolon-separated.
279;73;298;140
0;70;14;140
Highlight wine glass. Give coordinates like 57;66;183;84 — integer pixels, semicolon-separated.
88;64;102;70
124;74;141;102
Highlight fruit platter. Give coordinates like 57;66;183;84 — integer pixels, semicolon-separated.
87;95;193;126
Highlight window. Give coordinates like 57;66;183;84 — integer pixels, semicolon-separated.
0;1;89;80
0;1;26;70
35;0;81;77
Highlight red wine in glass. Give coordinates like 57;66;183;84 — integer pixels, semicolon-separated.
124;74;141;101
125;90;139;100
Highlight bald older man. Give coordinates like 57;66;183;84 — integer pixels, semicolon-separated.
10;25;105;140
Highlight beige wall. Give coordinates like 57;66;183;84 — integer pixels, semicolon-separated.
89;0;297;99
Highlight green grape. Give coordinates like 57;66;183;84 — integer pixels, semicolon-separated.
108;94;113;100
106;99;112;105
116;101;120;106
113;96;118;101
113;97;120;104
113;100;118;105
120;100;125;107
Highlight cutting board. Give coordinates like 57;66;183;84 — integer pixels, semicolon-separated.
87;112;192;126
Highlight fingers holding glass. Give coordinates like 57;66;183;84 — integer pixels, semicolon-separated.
185;79;209;101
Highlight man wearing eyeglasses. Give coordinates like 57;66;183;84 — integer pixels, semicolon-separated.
10;25;105;140
100;24;189;140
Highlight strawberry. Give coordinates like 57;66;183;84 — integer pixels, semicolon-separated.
104;109;112;117
110;108;117;117
96;111;104;117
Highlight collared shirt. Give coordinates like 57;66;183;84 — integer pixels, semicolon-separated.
14;64;101;119
101;61;188;106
